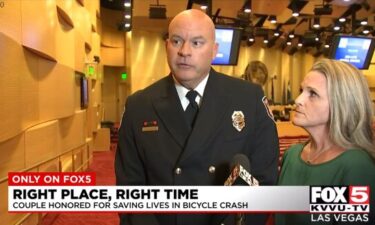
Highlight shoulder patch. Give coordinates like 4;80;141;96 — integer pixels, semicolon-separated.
262;96;275;122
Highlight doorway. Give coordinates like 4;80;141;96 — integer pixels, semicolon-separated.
102;66;129;123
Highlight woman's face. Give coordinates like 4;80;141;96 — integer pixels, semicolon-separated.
293;71;330;130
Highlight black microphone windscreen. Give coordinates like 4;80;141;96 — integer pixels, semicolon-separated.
230;154;250;172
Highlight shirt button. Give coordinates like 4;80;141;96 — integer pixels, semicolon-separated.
208;166;216;173
175;167;182;175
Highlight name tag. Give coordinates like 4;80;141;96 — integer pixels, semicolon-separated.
142;126;159;132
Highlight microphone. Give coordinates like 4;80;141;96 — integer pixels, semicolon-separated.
224;154;259;225
224;154;259;187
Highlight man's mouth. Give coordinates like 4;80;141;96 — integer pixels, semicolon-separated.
177;63;193;69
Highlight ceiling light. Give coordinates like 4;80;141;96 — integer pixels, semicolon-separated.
248;33;255;42
269;15;277;24
125;23;131;28
124;2;131;8
263;39;269;44
363;27;370;34
333;23;340;31
288;0;308;19
289;32;295;38
339;17;346;23
298;43;303;47
274;31;280;37
324;44;330;48
290;2;300;17
314;4;332;15
287;41;292;46
243;0;252;13
125;14;131;19
315;37;319;41
200;5;207;10
360;20;368;25
313;18;320;29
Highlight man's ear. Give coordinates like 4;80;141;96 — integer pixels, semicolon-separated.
165;39;169;50
212;42;218;60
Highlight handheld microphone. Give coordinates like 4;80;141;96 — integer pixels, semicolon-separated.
224;154;259;187
224;154;259;225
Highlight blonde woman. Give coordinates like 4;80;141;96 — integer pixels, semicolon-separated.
276;59;375;225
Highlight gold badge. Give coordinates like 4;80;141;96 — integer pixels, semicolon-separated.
232;111;245;132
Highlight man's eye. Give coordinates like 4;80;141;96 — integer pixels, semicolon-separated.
192;40;204;47
171;39;183;46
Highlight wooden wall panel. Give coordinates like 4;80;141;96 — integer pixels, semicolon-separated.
38;158;60;172
74;74;82;110
0;32;39;142
82;144;88;167
102;67;118;122
86;107;94;138
73;0;91;68
59;110;86;152
96;15;102;40
56;0;75;22
86;0;99;25
0;0;22;43
38;62;75;121
83;11;92;49
276;121;308;137
86;137;94;164
25;121;61;167
101;46;125;66
21;0;57;61
92;33;100;60
19;213;39;225
0;134;25;180
93;128;110;151
73;146;83;171
0;2;99;222
91;79;102;107
365;75;375;88
101;8;124;48
0;180;26;225
55;2;75;68
130;30;169;94
75;32;85;73
60;151;73;172
92;105;100;132
20;50;40;129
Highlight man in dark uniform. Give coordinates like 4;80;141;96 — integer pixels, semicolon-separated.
115;9;279;225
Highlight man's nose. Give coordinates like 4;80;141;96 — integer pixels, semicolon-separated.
178;42;192;57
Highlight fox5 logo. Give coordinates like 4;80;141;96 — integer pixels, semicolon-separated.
310;186;369;204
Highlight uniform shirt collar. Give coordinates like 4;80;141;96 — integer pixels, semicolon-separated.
174;74;209;111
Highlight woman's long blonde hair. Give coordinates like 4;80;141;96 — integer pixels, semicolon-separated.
311;59;374;159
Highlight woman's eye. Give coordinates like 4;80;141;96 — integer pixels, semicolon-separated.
309;90;318;97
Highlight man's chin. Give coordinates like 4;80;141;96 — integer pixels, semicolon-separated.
173;73;196;82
